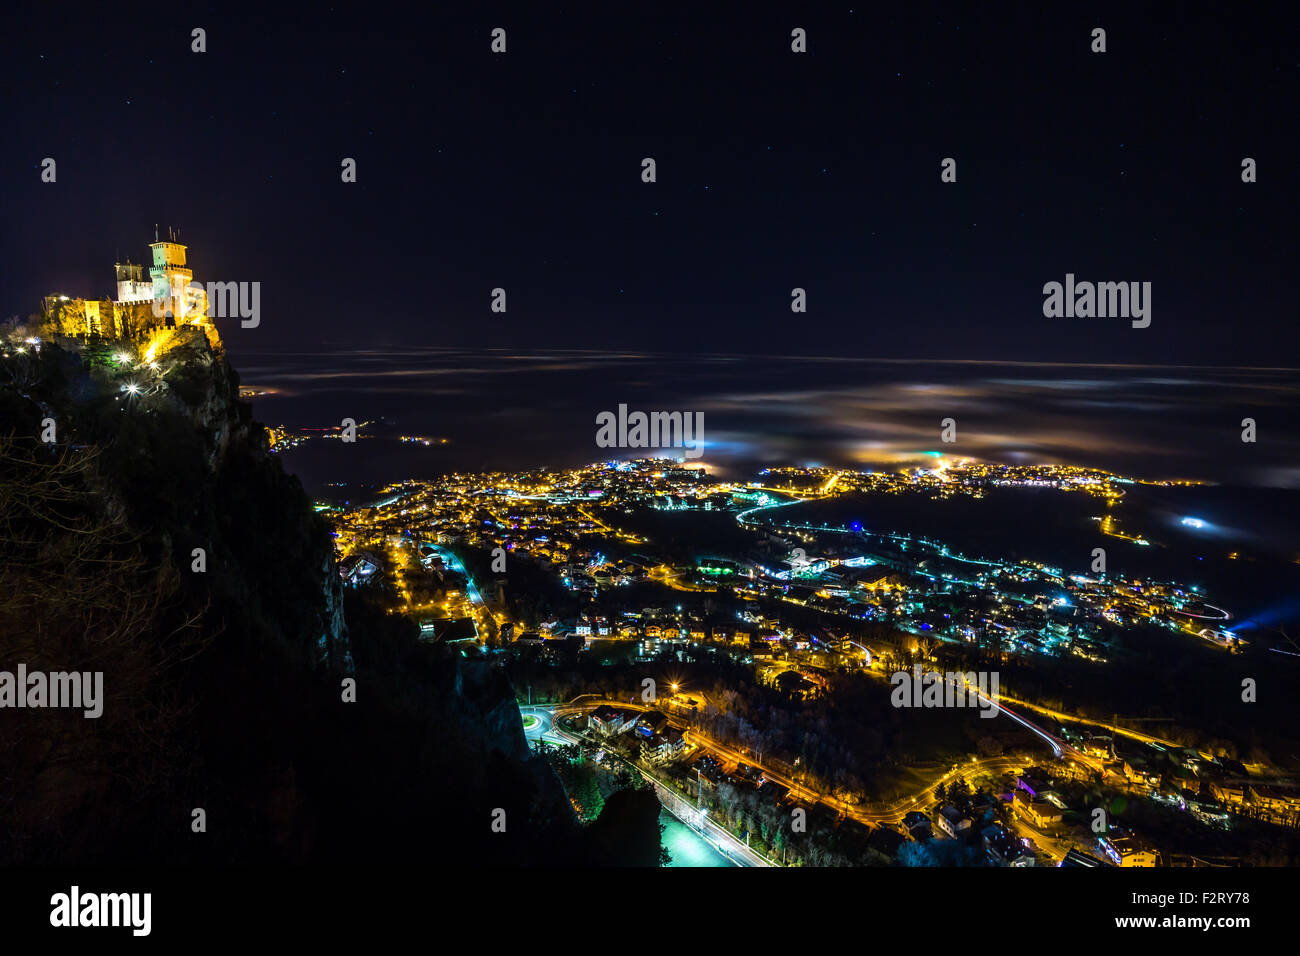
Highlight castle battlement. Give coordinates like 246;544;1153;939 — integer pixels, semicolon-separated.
43;228;220;352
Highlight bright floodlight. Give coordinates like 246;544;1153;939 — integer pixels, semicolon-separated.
115;352;131;362
1181;517;1206;529
125;383;140;394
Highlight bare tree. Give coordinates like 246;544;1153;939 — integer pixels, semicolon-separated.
0;435;209;857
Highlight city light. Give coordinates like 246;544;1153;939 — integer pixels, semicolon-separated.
6;2;1297;902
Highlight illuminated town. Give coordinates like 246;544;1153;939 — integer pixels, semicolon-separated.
317;454;1294;867
3;9;1295;938
6;233;1298;876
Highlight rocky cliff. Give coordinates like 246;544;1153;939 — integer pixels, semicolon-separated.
0;329;655;865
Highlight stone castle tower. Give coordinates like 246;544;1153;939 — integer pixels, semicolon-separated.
115;225;207;324
45;228;215;343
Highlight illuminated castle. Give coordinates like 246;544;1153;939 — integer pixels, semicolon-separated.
113;225;208;322
44;226;213;342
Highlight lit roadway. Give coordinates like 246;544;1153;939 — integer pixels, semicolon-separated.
576;504;645;543
532;693;1119;868
995;693;1189;754
647;564;717;593
734;495;805;526
526;703;771;866
576;504;615;533
529;702;1074;859
923;675;1116;781
1006;807;1077;864
845;664;1114;784
426;544;485;607
547;698;1045;827
685;726;1026;825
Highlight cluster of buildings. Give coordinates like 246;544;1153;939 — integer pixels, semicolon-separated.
319;457;1296;863
1206;780;1300;828
760;461;1191;504
322;458;1252;709
1013;768;1070;829
1011;764;1172;866
1108;737;1299;828
587;705;686;762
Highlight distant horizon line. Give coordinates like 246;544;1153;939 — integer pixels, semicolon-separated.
225;346;1300;373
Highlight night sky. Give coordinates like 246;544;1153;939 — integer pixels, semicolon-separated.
2;3;1295;364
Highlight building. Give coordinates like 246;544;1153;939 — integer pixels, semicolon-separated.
588;706;637;737
1122;756;1159;788
635;711;669;736
113;259;152;304
902;811;932;840
49;230;209;335
982;823;1035;866
1017;768;1055;796
44;228;213;339
339;553;379;586
1079;734;1113;758
642;726;686;762
1013;789;1064;828
1210;779;1247;807
126;230;208;322
1098;831;1158;867
936;805;973;837
1245;784;1300;825
693;754;724;788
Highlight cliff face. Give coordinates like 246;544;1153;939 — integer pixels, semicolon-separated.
453;658;531;761
1;332;579;866
151;329;354;671
0;331;360;861
1;331;661;866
